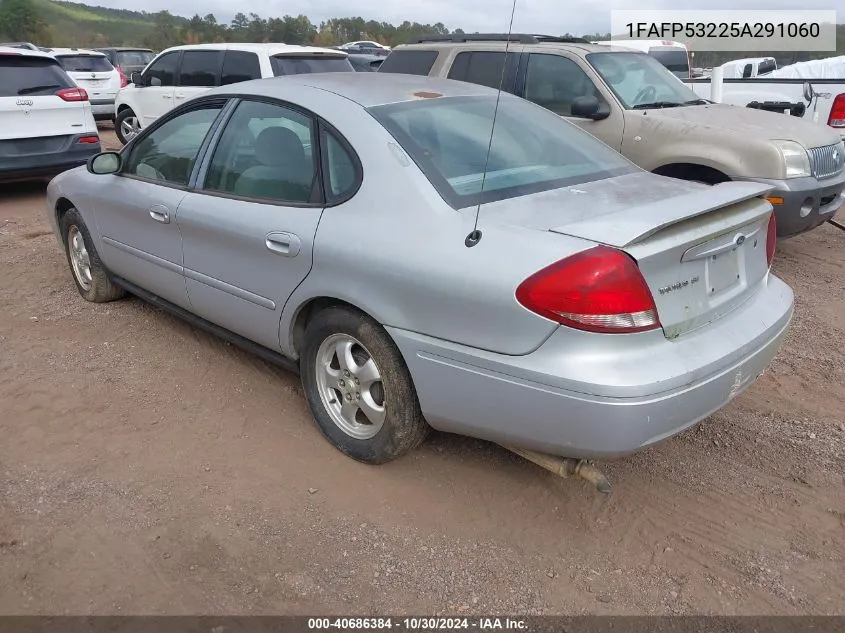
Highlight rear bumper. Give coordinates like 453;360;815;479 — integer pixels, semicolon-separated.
90;99;116;120
746;172;845;238
0;135;101;182
388;274;794;459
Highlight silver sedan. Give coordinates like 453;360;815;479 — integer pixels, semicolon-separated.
45;73;794;467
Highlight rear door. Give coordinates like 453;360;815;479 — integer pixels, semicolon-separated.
174;49;222;107
56;54;116;102
0;54;88;142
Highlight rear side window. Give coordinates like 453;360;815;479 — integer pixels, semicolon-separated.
270;56;353;76
221;51;262;85
178;50;221;87
56;55;113;72
448;51;519;92
0;57;74;96
378;50;438;75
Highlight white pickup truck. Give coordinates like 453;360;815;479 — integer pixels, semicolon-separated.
683;77;845;139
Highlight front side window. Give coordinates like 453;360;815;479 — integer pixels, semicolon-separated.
123;103;224;186
368;94;635;209
56;55;113;72
203;100;317;204
178;51;221;87
524;53;606;116
270;55;353;76
587;52;701;109
145;51;180;86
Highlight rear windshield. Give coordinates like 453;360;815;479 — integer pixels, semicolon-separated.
270;55;353;76
647;47;689;78
56;54;113;72
368;95;635;209
117;50;154;67
0;56;74;96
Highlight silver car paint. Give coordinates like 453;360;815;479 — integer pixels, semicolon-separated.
45;73;795;458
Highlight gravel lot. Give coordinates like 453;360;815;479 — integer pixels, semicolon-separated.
1;125;843;616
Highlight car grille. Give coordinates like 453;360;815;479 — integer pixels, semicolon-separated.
809;142;845;179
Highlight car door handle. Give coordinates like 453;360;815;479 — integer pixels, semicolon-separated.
175;94;185;99
162;94;172;99
265;232;301;257
149;205;170;224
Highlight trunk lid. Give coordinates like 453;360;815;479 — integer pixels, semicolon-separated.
57;54;119;96
479;171;775;339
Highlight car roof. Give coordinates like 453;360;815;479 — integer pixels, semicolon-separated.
397;40;616;55
206;72;507;107
157;42;346;57
45;47;107;57
96;47;153;52
0;45;60;60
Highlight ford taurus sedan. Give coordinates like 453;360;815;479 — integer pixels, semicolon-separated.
45;73;794;466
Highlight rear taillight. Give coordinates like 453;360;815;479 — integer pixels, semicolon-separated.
56;87;88;102
77;136;100;144
116;65;128;87
828;94;845;128
515;245;661;334
766;212;777;268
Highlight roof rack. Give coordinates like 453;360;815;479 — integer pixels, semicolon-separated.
411;33;590;44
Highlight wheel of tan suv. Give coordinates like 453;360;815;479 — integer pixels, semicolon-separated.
300;305;430;464
60;207;125;303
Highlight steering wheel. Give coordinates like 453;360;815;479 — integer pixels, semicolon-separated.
633;85;657;106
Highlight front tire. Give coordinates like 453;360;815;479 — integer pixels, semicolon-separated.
300;306;430;464
60;208;125;303
115;108;140;145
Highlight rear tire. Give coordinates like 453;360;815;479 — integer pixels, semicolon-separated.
60;208;125;303
300;306;430;464
115;108;140;145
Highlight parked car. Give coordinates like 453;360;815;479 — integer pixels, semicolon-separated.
347;53;384;72
380;34;845;238
46;47;122;122
45;73;793;466
114;43;354;145
94;47;155;84
0;46;100;183
339;41;391;55
0;41;41;51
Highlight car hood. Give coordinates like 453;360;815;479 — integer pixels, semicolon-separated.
475;170;773;247
646;103;839;149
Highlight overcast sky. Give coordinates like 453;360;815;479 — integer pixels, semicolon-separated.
79;0;842;36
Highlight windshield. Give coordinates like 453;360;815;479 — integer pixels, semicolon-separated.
648;47;689;79
586;52;702;109
117;51;154;67
57;55;113;73
368;95;636;209
270;55;353;75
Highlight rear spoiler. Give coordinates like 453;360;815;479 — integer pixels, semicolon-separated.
549;181;774;247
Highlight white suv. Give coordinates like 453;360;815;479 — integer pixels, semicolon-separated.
0;46;100;183
46;48;122;123
114;43;354;145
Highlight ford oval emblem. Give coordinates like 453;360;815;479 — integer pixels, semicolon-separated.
735;234;746;246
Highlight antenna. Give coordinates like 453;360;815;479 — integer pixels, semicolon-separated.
465;0;519;248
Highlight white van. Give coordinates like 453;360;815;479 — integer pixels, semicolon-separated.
592;39;691;79
114;43;353;145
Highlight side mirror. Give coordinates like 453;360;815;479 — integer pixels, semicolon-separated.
571;95;610;120
130;71;144;86
87;152;122;175
803;81;815;102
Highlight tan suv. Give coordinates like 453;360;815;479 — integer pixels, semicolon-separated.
379;34;845;238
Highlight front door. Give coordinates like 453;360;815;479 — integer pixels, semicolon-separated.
134;50;180;127
176;99;326;351
173;50;222;109
519;52;625;151
92;100;227;309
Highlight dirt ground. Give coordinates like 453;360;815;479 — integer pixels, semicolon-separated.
1;125;843;616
